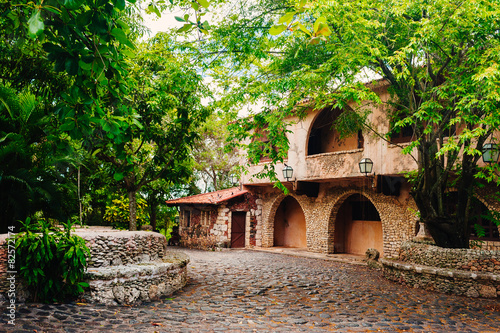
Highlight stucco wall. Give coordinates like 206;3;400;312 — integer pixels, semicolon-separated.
241;83;418;186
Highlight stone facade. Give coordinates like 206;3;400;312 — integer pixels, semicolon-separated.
382;241;500;298
178;192;262;248
256;183;418;258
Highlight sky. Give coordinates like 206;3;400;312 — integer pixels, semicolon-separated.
140;4;262;117
142;9;183;37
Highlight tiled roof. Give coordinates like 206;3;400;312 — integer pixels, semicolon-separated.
165;187;248;206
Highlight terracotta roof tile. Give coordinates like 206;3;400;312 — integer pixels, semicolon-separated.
165;187;248;206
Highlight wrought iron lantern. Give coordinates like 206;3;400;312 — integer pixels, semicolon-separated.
230;174;239;186
482;143;500;164
282;164;294;181
359;158;374;176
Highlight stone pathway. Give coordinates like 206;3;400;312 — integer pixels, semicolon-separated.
2;248;500;332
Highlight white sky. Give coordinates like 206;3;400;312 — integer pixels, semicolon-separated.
141;6;262;117
142;9;184;37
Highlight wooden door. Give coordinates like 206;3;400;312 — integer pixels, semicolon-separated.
231;212;246;248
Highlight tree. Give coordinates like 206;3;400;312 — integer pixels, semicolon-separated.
0;85;77;232
93;34;210;230
192;113;240;192
210;0;500;248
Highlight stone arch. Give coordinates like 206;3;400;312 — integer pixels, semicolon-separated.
265;193;310;248
326;189;388;256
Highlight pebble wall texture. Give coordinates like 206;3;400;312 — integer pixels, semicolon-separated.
259;185;418;258
398;241;500;273
382;241;500;298
84;251;189;305
75;230;167;268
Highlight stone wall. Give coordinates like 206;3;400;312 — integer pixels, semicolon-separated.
0;230;188;304
85;251;189;305
75;230;167;268
398;241;500;274
382;241;500;298
258;183;418;258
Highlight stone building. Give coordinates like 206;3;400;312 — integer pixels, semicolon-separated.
168;80;500;256
166;187;262;248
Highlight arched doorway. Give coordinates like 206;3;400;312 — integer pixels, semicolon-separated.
274;196;307;248
334;194;383;256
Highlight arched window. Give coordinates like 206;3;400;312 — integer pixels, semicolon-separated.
308;107;362;155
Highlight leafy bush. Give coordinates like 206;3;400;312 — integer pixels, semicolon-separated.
16;218;90;302
103;196;149;229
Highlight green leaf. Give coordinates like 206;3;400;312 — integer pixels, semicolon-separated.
114;172;124;181
110;28;135;49
65;58;79;76
269;25;287;36
175;16;185;22
177;24;192;33
64;0;85;10
313;16;327;34
60;120;76;131
115;0;126;11
79;60;92;71
278;11;295;25
295;22;311;36
197;0;209;9
147;4;161;18
315;23;331;37
27;10;44;38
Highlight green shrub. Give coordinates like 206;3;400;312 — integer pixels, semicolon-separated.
103;196;149;230
16;218;90;302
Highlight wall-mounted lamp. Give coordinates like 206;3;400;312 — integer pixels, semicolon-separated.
282;164;297;190
282;164;294;181
359;157;374;176
482;143;500;164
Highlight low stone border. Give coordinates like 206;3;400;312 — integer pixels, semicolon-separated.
381;258;500;298
84;251;189;305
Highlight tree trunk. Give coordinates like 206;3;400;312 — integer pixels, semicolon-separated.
424;216;469;248
128;190;137;231
150;203;157;231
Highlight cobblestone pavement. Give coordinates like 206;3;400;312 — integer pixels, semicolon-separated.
2;248;500;332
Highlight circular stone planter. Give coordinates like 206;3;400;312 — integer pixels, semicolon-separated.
74;230;189;305
84;251;189;305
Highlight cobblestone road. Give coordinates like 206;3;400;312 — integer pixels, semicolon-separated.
2;248;500;332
